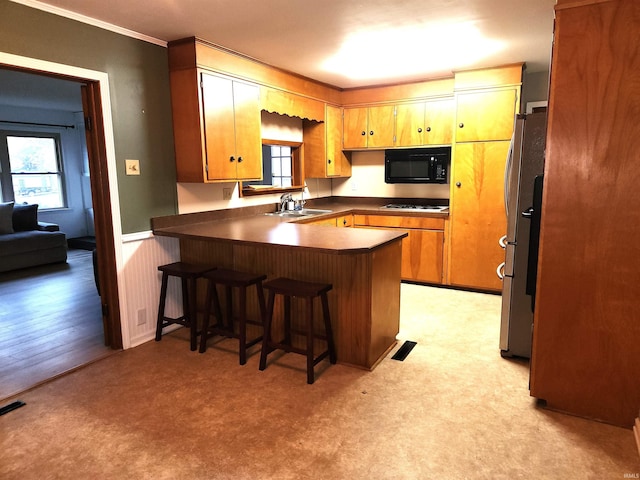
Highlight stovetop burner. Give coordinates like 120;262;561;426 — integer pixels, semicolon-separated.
382;203;449;212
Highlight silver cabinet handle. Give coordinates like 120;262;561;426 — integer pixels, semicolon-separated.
496;262;505;280
499;235;507;249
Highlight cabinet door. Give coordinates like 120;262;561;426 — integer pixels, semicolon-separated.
404;229;444;284
424;97;454;145
232;81;262;180
395;102;425;147
455;89;517;142
326;105;347;176
354;215;445;284
367;105;395;148
449;141;509;290
336;214;353;227
201;73;237;181
343;107;368;149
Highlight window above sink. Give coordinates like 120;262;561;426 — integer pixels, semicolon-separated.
241;140;305;197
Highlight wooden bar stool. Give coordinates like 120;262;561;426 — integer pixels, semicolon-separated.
259;277;336;384
199;268;267;365
155;262;215;351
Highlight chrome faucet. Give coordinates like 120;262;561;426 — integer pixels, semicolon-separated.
280;193;293;212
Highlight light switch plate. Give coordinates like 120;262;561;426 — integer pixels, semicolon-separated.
125;159;140;176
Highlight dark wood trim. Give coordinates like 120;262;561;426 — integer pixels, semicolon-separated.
81;83;122;349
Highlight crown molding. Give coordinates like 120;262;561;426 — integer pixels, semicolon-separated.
10;0;167;47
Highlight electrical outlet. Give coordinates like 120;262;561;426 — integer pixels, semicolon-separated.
351;180;358;191
137;308;146;326
223;187;233;200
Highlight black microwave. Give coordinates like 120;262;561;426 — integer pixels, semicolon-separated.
384;146;451;184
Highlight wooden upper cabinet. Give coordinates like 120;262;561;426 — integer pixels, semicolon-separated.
343;106;395;149
303;105;351;178
343;107;369;149
448;141;510;291
424;98;455;145
201;72;262;181
168;67;262;183
326;105;351;177
396;97;454;147
395;102;425;147
455;89;517;142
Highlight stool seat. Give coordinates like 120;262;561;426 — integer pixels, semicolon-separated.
158;262;213;278
155;262;215;351
259;277;336;384
200;268;267;365
260;277;332;298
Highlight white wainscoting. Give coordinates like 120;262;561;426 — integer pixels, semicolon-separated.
120;232;181;348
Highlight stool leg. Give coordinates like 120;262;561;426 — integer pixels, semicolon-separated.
238;286;247;365
186;277;198;351
199;279;213;353
321;292;337;364
256;282;267;327
259;290;276;371
306;296;315;384
155;272;169;341
284;295;292;346
211;284;224;329
225;286;234;336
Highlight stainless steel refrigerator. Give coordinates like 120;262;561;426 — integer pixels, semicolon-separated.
498;111;547;358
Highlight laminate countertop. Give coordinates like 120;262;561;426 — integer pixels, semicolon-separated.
153;211;407;255
151;197;450;254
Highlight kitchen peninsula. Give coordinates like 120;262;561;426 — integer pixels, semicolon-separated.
152;205;408;370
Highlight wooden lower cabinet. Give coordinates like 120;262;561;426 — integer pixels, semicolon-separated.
354;215;445;284
305;217;338;226
448;141;509;291
302;214;352;227
336;214;353;227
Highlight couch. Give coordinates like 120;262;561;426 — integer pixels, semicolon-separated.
0;202;68;273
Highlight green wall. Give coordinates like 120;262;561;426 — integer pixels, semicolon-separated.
0;1;178;233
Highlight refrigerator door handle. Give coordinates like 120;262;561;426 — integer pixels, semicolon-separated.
504;134;515;218
522;207;534;218
499;235;507;249
496;262;505;280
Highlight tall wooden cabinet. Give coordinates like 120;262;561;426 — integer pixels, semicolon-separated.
529;0;640;427
448;141;510;290
448;75;520;291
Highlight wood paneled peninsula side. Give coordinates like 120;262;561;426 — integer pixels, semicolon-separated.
152;206;408;370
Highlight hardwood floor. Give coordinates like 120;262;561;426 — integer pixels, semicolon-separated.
0;249;115;401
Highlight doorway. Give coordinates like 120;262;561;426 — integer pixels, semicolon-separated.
0;54;123;399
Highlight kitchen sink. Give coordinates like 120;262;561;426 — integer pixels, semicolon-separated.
265;208;333;217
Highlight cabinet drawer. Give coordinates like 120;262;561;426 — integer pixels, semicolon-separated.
353;214;445;230
336;215;353;227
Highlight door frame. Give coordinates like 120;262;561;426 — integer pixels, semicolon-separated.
0;51;126;348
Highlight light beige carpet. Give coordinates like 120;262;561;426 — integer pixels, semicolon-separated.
1;284;638;479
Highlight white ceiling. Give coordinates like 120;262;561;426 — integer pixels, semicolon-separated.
13;0;556;88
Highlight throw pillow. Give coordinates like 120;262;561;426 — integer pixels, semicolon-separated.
0;202;15;234
13;203;39;232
